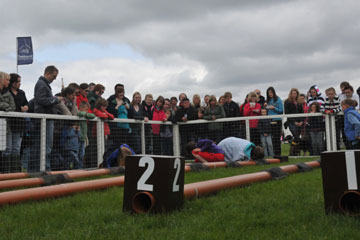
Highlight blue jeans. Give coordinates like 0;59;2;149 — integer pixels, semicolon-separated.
46;120;54;170
260;134;274;157
78;141;85;169
3;131;22;156
65;150;80;169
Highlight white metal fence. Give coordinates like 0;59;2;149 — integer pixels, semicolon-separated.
0;111;341;172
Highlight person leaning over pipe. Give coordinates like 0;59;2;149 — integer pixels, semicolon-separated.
218;137;264;162
185;139;225;163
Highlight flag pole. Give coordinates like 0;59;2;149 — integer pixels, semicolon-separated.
16;38;18;74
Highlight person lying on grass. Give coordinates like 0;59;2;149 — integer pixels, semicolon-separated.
185;139;225;163
105;144;135;167
218;137;264;162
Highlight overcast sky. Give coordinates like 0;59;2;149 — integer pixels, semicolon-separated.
1;0;360;103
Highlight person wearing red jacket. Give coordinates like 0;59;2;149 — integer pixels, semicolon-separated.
152;96;167;155
243;92;261;146
92;98;114;140
76;83;89;109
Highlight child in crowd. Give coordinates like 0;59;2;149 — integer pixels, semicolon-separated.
258;108;274;158
152;96;167;155
307;102;324;155
321;87;341;150
218;137;264;162
62;121;81;169
342;99;360;149
185;139;225;163
160;108;174;155
243;92;261;146
92;98;114;147
77;101;95;168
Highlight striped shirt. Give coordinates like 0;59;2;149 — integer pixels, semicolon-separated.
321;95;341;113
307;94;325;107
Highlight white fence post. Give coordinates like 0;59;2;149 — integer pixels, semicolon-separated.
141;122;146;154
96;119;105;167
173;124;180;156
40;118;46;172
245;119;250;141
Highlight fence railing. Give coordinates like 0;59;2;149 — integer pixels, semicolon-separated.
0;111;341;172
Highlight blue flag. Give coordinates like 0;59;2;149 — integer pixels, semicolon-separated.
17;37;33;65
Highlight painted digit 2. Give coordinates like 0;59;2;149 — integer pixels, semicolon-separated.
137;157;181;192
173;158;181;192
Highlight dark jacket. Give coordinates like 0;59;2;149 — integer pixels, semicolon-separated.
9;89;28;132
87;91;100;110
141;101;154;120
128;104;145;120
258;118;272;135
175;105;197;123
284;100;304;123
223;101;240;118
34;76;59;114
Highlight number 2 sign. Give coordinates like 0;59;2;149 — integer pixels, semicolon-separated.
123;155;184;214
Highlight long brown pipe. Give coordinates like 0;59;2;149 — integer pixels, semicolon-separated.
184;158;281;172
0;168;118;190
183;160;320;199
0;170;85;181
0;161;318;207
0;159;281;190
131;161;319;213
0;176;125;205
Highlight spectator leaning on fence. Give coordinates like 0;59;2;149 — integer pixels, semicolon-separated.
264;86;283;156
307;85;325;107
76;83;89;109
203;95;226;143
77;101;95;168
258;108;274;158
6;73;28;172
88;84;105;110
128;92;145;154
0;72;16;173
284;88;304;139
343;84;360;110
223;92;240;139
243;92;261;146
33;65;62;171
307;102;324;155
342;98;360;150
339;81;350;102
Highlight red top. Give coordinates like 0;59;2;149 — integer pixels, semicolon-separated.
151;107;167;135
76;94;89;109
243;102;261;128
92;108;114;136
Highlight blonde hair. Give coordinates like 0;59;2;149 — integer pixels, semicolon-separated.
247;92;258;102
0;71;10;81
117;147;133;167
208;95;218;105
287;88;300;103
325;87;336;95
192;94;201;105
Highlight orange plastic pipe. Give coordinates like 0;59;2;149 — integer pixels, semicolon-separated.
0;161;319;206
184;160;320;199
0;170;85;181
184;158;281;172
0;176;124;205
0;168;116;190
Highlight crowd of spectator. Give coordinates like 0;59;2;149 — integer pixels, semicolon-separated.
0;65;360;172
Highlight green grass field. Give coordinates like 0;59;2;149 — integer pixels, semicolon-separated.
0;151;360;239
